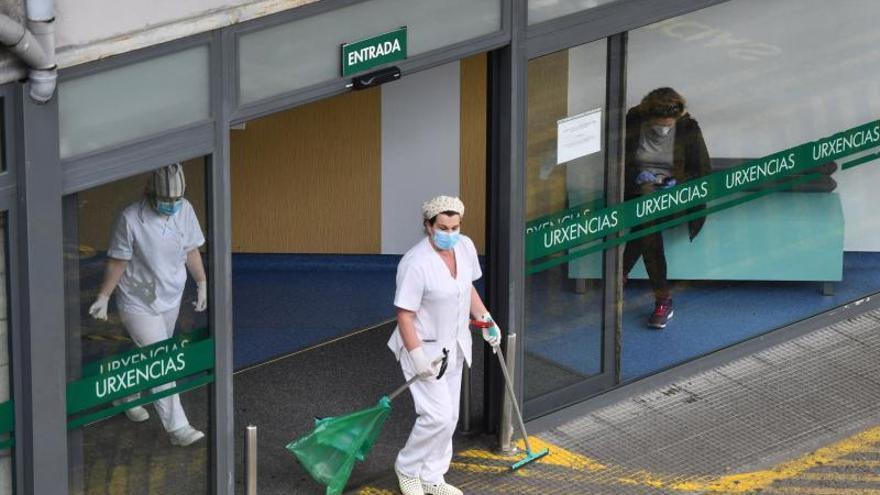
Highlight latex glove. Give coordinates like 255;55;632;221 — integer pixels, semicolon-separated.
89;294;110;320
408;347;437;380
659;177;677;189
479;313;502;348
193;280;207;312
636;170;658;185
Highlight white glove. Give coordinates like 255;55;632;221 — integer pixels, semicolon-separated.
408;347;438;380
89;294;110;320
193;281;207;312
479;313;502;348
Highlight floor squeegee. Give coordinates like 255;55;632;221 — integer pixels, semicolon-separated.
471;319;550;470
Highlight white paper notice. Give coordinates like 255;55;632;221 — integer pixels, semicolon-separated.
556;109;602;165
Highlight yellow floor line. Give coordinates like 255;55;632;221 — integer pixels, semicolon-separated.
107;465;128;495
798;471;880;482
449;462;509;474
126;454;148;492
673;425;880;493
356;487;397;495
455;436;605;472
85;458;108;495
850;446;880;454
761;487;880;495
148;454;166;493
825;459;880;468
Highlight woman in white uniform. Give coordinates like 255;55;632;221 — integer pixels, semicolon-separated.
88;164;208;447
388;195;502;495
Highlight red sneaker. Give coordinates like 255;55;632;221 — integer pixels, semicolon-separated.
648;298;674;329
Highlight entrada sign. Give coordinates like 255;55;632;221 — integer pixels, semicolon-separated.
341;27;407;77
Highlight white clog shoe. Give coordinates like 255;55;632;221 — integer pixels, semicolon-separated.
396;468;425;495
422;482;463;495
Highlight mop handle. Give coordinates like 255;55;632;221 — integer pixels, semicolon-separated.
388;350;449;401
494;347;535;455
470;320;536;454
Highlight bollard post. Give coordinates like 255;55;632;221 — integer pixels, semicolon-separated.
460;364;474;434
245;425;258;495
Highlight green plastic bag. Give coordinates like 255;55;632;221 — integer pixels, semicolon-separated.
287;396;392;495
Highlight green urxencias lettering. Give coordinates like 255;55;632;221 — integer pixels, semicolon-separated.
526;120;880;268
67;332;214;419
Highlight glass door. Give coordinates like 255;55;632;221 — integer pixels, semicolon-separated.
523;38;616;416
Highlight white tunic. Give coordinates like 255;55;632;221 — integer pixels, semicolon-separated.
107;199;205;315
387;235;482;367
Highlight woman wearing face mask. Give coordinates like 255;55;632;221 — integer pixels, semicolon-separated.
88;163;208;446
622;87;711;329
388;195;500;495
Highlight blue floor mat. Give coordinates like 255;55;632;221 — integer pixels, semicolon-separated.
524;251;880;383
232;254;487;369
78;251;880;382
232;254;400;368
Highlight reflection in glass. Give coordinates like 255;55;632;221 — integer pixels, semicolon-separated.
65;160;210;494
528;0;620;25
621;0;880;380
58;46;210;159
0;213;11;495
239;0;500;103
524;41;607;401
0;98;5;173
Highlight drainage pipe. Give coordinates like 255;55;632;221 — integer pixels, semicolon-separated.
0;0;56;103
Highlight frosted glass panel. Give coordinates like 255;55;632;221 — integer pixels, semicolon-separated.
238;0;500;104
528;0;620;25
59;46;210;159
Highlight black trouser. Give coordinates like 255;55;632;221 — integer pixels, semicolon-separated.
623;182;672;300
622;220;670;300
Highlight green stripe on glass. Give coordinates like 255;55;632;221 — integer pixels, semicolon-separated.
67;337;214;415
526;120;880;262
67;373;214;430
0;400;12;435
80;327;209;378
527;174;821;275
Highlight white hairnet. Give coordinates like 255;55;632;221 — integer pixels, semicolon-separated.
421;195;465;220
148;163;186;197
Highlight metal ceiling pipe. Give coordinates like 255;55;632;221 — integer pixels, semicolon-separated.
26;0;57;103
0;0;56;103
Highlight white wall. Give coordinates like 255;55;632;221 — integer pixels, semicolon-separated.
381;61;461;254
627;0;880;250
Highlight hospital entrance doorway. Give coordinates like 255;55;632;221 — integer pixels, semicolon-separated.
229;54;489;493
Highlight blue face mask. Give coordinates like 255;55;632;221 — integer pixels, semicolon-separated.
432;229;461;250
155;199;183;216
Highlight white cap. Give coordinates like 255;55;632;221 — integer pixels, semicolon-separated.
421;195;465;220
148;163;186;198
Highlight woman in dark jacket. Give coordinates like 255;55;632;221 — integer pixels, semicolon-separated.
622;87;711;329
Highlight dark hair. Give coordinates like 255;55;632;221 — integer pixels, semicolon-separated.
638;87;686;119
426;210;461;226
424;210;462;233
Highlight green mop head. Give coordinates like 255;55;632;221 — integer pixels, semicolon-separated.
510;447;550;470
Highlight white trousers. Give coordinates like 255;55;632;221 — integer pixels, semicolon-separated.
395;345;465;485
119;305;189;433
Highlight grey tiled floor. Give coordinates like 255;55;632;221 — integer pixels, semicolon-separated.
354;307;880;494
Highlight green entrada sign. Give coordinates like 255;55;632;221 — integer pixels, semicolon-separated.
341;26;407;77
526;120;880;272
